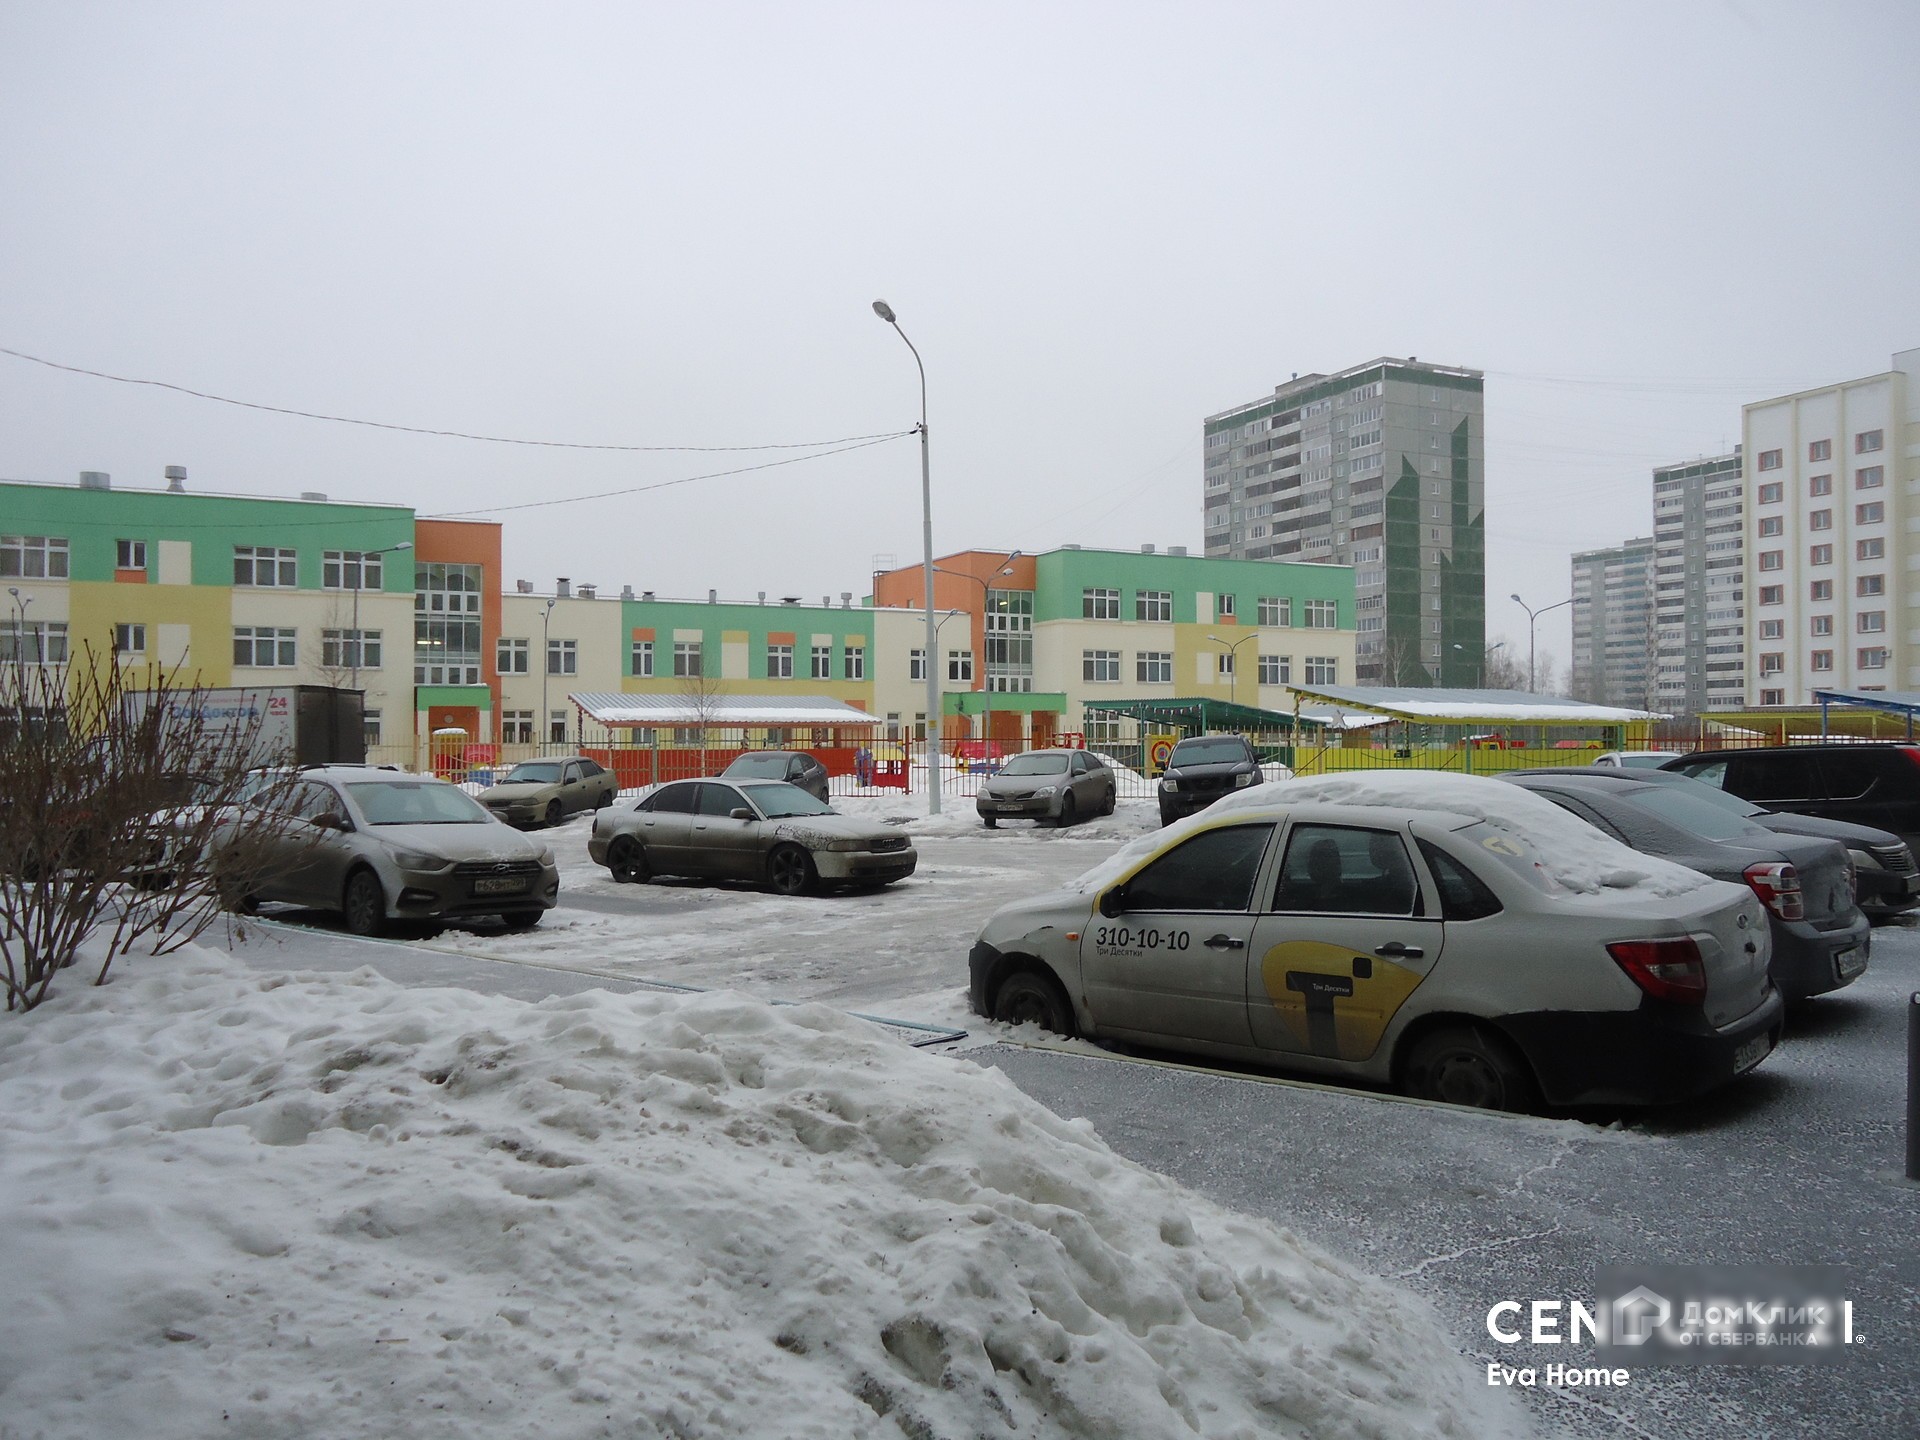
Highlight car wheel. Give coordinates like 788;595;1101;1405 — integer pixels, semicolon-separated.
544;800;563;828
217;878;258;915
991;969;1075;1036
766;843;817;897
1101;786;1116;816
607;835;651;884
500;911;542;931
982;816;997;829
1055;793;1077;828
342;869;387;938
593;789;612;810
1400;1024;1537;1112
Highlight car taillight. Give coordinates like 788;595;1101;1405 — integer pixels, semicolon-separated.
1607;938;1708;1004
1743;862;1804;921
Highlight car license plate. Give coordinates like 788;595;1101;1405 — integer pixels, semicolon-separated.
1732;1030;1773;1074
996;801;1024;811
1836;947;1866;981
472;875;529;895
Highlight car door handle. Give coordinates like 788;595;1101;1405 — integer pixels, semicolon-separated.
1374;942;1424;959
1203;934;1245;951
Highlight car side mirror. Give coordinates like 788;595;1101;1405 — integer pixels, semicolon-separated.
729;807;755;822
311;812;350;832
1098;887;1126;918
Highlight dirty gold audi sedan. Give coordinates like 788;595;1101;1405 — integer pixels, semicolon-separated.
969;778;1784;1111
590;778;916;895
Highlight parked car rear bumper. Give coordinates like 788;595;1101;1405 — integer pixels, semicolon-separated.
1769;912;1870;1000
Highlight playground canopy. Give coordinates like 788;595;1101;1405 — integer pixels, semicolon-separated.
1280;684;1668;727
1810;688;1920;738
1079;696;1320;734
568;693;882;728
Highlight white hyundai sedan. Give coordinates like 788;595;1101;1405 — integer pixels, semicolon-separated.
968;773;1783;1111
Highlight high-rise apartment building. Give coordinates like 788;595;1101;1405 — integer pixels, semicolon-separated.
1204;357;1484;685
1743;350;1917;704
1651;450;1745;714
1570;537;1656;707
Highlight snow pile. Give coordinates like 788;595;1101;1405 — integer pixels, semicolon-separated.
1071;768;1715;901
0;952;1528;1440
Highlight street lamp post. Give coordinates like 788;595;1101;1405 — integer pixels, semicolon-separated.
1452;639;1507;688
6;587;31;664
873;299;943;814
350;542;413;693
1207;633;1258;711
540;596;558;754
1510;593;1572;693
934;551;1021;757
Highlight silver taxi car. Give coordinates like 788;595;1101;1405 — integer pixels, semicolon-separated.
969;795;1783;1111
590;778;916;895
223;766;559;933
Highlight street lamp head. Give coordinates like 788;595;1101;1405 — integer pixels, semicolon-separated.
389;541;414;554
871;300;897;323
1510;593;1524;605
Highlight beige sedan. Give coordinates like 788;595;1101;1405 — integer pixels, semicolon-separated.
477;756;619;827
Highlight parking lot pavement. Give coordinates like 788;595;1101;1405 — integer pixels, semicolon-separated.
978;924;1920;1440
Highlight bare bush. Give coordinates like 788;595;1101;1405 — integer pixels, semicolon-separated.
0;646;316;1012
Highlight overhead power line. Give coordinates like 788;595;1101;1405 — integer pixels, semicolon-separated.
0;344;901;453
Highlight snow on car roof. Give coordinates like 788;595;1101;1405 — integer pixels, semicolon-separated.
1071;768;1716;900
1;947;1528;1440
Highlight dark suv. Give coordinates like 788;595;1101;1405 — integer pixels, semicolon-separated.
1156;734;1260;826
1662;745;1920;858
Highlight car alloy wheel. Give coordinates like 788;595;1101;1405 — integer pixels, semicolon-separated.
1055;793;1077;828
545;800;563;827
767;843;816;897
608;836;650;884
342;869;387;938
991;970;1075;1036
1402;1025;1537;1113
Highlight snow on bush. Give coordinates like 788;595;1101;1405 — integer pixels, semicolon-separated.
0;951;1529;1440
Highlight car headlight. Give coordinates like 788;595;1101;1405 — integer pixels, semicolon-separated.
1160;777;1179;792
1234;771;1256;788
1847;847;1882;872
823;838;867;852
387;847;453;872
1033;785;1057;797
536;845;556;866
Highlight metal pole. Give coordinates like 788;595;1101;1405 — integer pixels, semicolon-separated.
541;597;555;756
1908;992;1920;1182
875;301;941;814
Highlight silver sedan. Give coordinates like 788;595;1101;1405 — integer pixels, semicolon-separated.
976;749;1117;828
589;779;916;895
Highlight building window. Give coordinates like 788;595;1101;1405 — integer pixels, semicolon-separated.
502;710;534;744
1216;593;1236;620
1757;516;1783;537
1303;598;1339;628
415;562;484;685
1083;650;1121;683
1810;580;1833;601
1858;647;1889;670
1759;585;1784;605
1809;439;1832;462
1811;615;1833;636
497;637;529;674
1856;502;1885;525
673;641;703;678
1809;473;1833;497
1855;429;1884;454
1;535;71;579
1757;482;1784;505
1081;588;1120;620
1760;689;1786;705
631;639;654;677
234;626;297;667
1135;590;1172;622
1858;575;1885;598
322;629;381;669
909;649;926;681
363;708;382;746
113;622;146;655
1857;612;1886;634
116;539;146;570
1215;651;1235;678
1858;538;1885;561
811;644;832;680
322;550;389;591
1304;656;1338;685
1257;596;1289;626
1758;619;1784;640
1136;651;1172;684
545;638;577;675
843;646;865;681
1810;544;1833;565
1258;654;1290;685
550;710;569;744
1757;449;1783;471
1757;550;1783;572
1811;650;1833;672
947;650;973;682
234;546;297;587
1759;653;1784;675
766;643;793;679
1809;509;1832;531
1855;466;1885;490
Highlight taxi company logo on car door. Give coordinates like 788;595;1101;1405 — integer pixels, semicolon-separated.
1259;939;1426;1060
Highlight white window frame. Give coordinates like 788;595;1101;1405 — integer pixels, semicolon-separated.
234;546;297;588
497;637;530;674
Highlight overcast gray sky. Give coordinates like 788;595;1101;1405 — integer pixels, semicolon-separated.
3;1;1915;672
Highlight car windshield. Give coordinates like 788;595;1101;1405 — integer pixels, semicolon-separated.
1614;753;1679;769
1615;785;1773;842
504;763;564;783
346;780;493;825
1170;738;1249;764
737;782;834;818
725;754;793;778
999;752;1068;776
1647;775;1768;819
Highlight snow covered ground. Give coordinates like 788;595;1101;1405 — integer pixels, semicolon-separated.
0;947;1532;1439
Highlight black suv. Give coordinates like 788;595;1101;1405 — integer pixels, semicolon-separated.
1661;745;1920;859
1156;734;1260;825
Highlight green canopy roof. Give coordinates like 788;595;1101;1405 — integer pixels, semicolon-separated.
1078;696;1318;733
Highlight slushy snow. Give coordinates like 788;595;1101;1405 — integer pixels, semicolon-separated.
0;948;1530;1439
